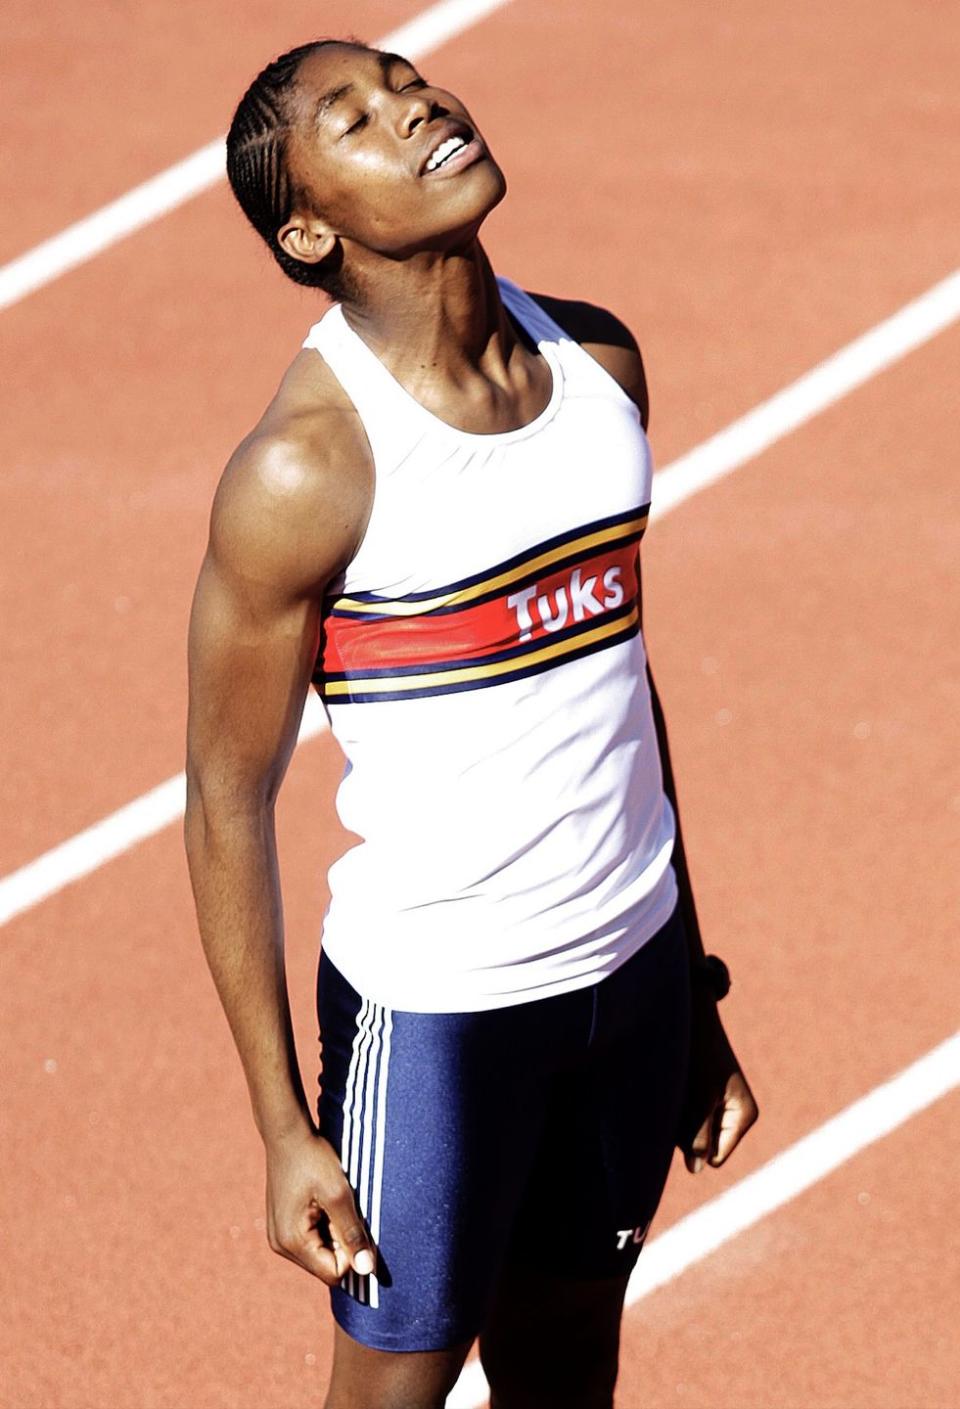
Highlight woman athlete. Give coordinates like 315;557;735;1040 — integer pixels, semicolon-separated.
185;38;758;1409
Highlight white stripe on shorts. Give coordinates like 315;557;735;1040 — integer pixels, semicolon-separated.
367;1007;393;1310
354;1001;381;1306
347;1002;377;1201
339;998;371;1302
338;996;392;1308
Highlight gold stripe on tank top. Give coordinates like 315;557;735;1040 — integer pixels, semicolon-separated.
331;514;648;619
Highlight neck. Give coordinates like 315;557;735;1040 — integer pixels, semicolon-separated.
338;240;520;383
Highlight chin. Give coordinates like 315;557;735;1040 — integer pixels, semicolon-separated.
453;160;508;230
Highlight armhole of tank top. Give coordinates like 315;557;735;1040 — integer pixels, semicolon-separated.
300;315;382;595
302;305;390;435
498;277;646;425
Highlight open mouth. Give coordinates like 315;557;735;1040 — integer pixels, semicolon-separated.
425;134;470;172
420;123;480;175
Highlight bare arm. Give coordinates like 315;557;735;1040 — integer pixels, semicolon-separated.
184;416;375;1283
645;662;759;1170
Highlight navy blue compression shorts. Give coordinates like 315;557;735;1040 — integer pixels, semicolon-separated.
315;905;691;1352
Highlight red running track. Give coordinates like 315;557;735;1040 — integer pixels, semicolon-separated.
2;1;958;1404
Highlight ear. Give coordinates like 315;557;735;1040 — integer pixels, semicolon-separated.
277;215;338;269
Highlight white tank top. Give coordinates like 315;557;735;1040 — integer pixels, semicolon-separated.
302;277;677;1012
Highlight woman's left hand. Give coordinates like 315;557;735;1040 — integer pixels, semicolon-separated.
679;998;759;1172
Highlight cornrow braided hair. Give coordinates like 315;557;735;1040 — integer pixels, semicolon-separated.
226;39;368;297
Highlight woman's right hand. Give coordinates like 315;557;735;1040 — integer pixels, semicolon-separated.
264;1124;376;1285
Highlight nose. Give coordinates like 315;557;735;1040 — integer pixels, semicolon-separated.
398;89;435;137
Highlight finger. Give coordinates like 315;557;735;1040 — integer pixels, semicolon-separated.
270;1219;344;1285
709;1087;760;1167
299;1206;357;1283
684;1107;717;1173
326;1190;376;1277
296;1237;344;1285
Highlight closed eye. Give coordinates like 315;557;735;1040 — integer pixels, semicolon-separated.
340;73;427;135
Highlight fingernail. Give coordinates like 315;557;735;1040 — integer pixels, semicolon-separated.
354;1249;375;1276
693;1157;704;1173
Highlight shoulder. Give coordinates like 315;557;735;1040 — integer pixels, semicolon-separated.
527;293;649;430
209;349;374;603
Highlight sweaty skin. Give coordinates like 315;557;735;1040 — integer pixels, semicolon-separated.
185;40;757;1406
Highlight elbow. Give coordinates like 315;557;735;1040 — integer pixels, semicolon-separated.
183;770;210;863
182;766;272;860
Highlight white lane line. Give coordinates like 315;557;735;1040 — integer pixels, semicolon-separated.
2;267;958;927
446;1030;960;1408
0;694;328;927
650;269;960;521
0;0;514;313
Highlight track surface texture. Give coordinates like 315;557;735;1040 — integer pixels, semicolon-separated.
2;2;958;1406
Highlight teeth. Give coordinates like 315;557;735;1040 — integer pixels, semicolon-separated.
425;135;467;172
